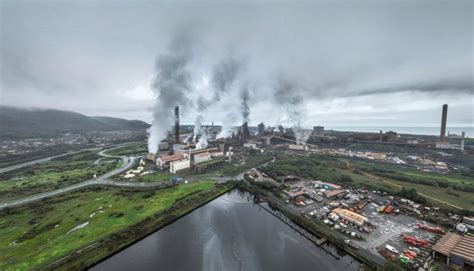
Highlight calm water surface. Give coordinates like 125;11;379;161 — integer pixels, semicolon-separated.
91;190;361;271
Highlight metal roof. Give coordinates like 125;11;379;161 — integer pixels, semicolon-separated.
432;232;474;262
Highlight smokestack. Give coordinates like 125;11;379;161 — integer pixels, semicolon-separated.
440;104;448;142
175;106;180;144
461;131;465;151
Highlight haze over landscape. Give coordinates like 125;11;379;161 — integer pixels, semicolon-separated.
1;1;474;271
1;1;472;129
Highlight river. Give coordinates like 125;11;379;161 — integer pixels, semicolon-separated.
91;190;361;271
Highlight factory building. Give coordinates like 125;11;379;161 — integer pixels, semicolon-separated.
169;159;190;174
156;153;184;169
332;208;368;227
288;144;308;151
313;126;325;137
238;122;251;144
146;153;157;162
193;152;211;164
432;232;474;268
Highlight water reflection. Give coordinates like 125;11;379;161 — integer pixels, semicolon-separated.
91;190;361;271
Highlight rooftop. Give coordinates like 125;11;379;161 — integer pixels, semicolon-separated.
158;153;184;162
432;232;474;262
332;208;367;225
324;189;345;198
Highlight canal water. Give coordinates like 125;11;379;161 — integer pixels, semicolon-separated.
91;190;361;271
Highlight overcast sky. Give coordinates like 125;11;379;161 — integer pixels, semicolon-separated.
1;0;472;128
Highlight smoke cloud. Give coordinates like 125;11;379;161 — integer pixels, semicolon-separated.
240;86;251;123
196;128;209;149
193;115;204;142
2;1;471;131
147;31;194;153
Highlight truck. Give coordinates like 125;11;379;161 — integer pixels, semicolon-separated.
385;244;399;254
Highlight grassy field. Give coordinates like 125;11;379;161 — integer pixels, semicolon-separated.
0;146;85;168
262;153;474;211
136;170;174;182
351;159;474;191
0;151;117;201
104;143;147;156
215;153;273;176
0;181;226;270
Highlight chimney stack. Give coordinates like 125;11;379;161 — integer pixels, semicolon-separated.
440;104;448;142
175;106;180;144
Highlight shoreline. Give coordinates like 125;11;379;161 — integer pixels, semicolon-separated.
37;182;236;270
236;180;382;270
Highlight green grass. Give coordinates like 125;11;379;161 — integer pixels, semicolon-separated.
0;181;217;270
352;159;474;191
262;153;474;211
104;143;147;156
0;151;117;201
355;172;474;210
136;170;174;182
221;153;274;176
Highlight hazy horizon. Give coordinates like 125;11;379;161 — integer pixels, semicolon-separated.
1;0;472;131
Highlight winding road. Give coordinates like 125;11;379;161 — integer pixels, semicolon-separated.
0;145;140;210
0;142;261;210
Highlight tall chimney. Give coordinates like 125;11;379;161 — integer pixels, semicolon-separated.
440;104;448;142
175;106;180;144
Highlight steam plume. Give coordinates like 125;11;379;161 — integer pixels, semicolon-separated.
147;32;193;153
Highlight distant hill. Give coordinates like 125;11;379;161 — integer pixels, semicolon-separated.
0;106;149;139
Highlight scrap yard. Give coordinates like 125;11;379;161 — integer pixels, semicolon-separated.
244;170;474;270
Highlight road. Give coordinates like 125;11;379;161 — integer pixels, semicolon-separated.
0;149;99;174
0;141;143;174
0;145;139;210
0;146;264;210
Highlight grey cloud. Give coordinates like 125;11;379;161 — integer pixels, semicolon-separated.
1;0;472;129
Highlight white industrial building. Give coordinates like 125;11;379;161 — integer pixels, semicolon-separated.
169;159;191;174
288;144;308;151
156;153;184;169
193;152;211;164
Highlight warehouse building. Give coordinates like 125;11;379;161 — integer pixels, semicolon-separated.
332;208;368;227
432;232;474;268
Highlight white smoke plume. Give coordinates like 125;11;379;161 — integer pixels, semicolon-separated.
217;111;238;139
147;31;194;153
293;123;312;144
196;128;209;149
193;115;204;142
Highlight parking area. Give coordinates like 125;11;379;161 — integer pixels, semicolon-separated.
259;174;455;270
